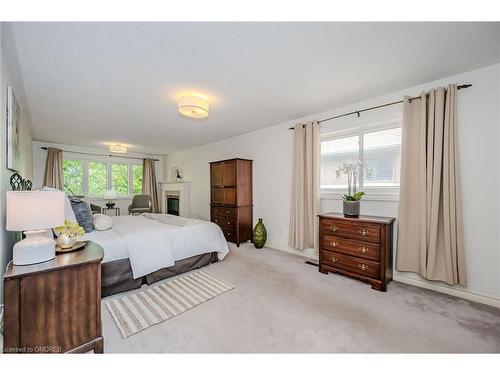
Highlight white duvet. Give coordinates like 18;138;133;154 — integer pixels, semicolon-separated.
82;214;229;279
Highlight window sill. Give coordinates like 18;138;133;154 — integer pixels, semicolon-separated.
321;190;400;202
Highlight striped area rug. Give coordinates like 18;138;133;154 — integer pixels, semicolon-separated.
105;270;234;338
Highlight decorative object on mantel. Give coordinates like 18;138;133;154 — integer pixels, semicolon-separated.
54;220;85;249
253;218;267;249
335;161;370;217
6;86;21;172
171;166;183;182
9;172;23;191
23;179;32;191
6;190;65;265
10;172;33;191
104;189;117;208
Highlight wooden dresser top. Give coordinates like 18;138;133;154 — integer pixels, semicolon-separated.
4;241;104;280
318;212;396;225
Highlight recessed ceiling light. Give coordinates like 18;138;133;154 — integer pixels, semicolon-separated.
109;144;127;153
178;95;209;119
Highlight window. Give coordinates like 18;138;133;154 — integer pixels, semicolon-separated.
321;124;402;193
111;163;129;196
321;135;359;189
363;127;401;187
63;159;84;195
132;165;143;195
88;161;107;196
61;156;146;197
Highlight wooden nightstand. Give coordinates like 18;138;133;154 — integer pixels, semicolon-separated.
3;241;104;354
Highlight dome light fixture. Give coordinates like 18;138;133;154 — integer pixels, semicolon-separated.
109;144;127;153
178;95;209;119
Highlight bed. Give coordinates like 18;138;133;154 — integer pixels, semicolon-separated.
81;213;230;297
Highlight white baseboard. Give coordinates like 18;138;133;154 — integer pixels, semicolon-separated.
393;274;500;308
266;243;319;261
266;243;500;308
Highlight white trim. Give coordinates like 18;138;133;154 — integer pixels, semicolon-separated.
266;243;318;261
393;274;500;308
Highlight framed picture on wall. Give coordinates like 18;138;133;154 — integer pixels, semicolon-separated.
6;86;21;172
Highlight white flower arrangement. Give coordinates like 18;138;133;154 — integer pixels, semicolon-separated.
335;160;371;201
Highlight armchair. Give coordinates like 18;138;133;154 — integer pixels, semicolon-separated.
128;195;152;215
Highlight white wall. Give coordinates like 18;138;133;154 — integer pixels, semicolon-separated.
32;141;163;213
165;63;500;306
0;23;34;301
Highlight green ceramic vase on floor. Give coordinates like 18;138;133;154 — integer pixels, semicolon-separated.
253;218;267;249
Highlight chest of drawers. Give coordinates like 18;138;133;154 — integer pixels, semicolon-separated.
210;158;253;246
318;213;395;292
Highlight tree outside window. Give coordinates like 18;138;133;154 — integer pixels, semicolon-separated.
88;161;107;196
62;159;83;195
132;165;143;195
112;163;129;195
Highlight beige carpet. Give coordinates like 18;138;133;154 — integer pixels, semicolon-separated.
101;243;500;353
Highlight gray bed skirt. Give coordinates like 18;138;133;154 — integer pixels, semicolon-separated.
101;252;219;297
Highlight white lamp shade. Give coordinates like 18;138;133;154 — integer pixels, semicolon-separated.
6;191;65;231
104;189;117;199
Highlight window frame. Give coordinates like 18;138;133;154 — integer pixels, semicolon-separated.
320;119;402;201
62;154;143;199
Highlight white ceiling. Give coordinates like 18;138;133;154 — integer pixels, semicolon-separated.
10;22;500;155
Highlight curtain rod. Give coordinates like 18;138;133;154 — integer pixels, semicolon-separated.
40;147;160;162
289;84;472;130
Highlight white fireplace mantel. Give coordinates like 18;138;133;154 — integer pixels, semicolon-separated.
160;181;191;217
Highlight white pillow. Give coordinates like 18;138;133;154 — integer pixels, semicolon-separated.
41;186;77;222
93;213;112;231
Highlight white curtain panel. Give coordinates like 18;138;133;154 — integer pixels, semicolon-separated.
289;121;320;251
396;85;467;286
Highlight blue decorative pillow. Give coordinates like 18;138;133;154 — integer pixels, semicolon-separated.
69;197;94;233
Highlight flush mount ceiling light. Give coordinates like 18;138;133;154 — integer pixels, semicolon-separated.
178;95;209;119
109;144;127;153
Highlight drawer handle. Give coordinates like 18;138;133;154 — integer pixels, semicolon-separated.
359;229;369;236
227;232;231;236
227;221;230;225
330;256;337;263
359;246;369;253
215;219;218;223
359;264;368;271
330;241;338;248
227;211;230;214
330;225;339;232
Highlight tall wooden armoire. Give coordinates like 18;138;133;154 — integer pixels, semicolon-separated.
209;158;253;247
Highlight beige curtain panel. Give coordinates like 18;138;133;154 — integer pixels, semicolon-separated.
142;158;160;213
396;85;467;286
289;121;320;251
43;147;64;189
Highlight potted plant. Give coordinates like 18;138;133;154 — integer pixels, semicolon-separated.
336;161;365;217
54;220;85;249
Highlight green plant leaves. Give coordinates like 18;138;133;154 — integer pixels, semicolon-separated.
342;192;365;201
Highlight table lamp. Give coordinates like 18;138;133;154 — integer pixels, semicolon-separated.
104;189;117;208
6;190;65;265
